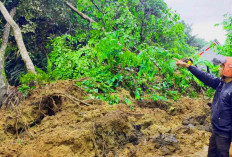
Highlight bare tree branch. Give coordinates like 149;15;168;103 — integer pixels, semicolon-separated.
65;1;105;31
65;1;95;23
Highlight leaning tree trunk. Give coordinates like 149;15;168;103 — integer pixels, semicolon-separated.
0;7;16;105
65;1;105;31
0;2;36;74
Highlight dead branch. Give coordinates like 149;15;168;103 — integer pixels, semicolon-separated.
51;97;59;109
55;93;91;106
65;1;95;23
65;1;105;31
3;86;23;108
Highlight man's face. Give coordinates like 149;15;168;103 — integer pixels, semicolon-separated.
219;64;225;77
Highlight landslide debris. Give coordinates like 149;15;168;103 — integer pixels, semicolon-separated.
0;80;211;157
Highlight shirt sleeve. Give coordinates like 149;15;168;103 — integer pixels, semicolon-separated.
187;66;221;90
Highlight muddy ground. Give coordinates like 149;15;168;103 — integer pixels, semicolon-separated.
0;80;212;157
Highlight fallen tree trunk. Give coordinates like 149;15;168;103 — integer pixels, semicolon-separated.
0;7;16;106
0;2;36;74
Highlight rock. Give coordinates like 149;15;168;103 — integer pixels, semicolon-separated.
182;115;211;132
153;134;179;155
183;126;194;134
182;119;189;125
204;123;212;132
188;124;194;128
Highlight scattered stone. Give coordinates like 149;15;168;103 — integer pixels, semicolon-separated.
153;134;179;155
188;124;194;128
205;123;212;132
182;119;189;125
182;115;211;132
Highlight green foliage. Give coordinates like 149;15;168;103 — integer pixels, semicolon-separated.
17;0;225;104
125;97;133;109
108;95;120;105
1;0;80;86
45;30;205;104
151;94;167;101
43;0;216;104
19;56;59;87
217;14;232;56
20;72;37;85
18;84;31;97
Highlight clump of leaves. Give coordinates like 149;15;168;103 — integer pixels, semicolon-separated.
19;57;59;96
18;84;31;97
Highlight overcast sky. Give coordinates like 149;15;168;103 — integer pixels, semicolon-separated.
164;0;232;44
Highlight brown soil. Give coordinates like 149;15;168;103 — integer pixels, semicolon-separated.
0;80;211;157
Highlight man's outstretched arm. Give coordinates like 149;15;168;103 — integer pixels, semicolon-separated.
175;59;221;90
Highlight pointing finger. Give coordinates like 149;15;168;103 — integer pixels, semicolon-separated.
173;58;180;62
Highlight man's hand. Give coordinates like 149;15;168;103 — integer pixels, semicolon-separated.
229;142;232;157
174;58;190;68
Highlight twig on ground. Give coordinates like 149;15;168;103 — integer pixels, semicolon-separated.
51;97;59;109
56;93;91;106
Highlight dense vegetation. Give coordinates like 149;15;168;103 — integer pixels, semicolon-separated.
1;0;230;105
217;14;232;56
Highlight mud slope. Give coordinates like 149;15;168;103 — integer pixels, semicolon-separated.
0;80;211;157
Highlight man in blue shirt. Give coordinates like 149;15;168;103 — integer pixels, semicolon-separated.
175;56;232;157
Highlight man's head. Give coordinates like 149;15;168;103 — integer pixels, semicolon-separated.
212;56;232;78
